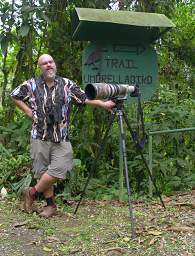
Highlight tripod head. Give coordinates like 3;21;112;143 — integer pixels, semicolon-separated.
111;97;127;111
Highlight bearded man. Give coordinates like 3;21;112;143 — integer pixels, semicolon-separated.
11;54;115;218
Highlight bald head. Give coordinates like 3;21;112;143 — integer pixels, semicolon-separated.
38;54;54;66
38;54;57;80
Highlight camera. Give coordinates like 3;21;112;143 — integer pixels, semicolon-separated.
85;83;139;100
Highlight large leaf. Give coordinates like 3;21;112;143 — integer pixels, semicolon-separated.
0;35;8;55
19;24;30;37
21;5;36;13
12;173;32;195
40;12;51;24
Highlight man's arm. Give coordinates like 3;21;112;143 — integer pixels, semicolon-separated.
10;81;33;118
11;98;32;118
85;99;115;111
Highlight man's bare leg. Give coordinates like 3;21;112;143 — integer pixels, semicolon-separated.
35;173;57;193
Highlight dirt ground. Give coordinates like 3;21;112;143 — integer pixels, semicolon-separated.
0;191;194;256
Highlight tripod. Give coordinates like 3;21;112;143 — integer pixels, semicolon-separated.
74;98;165;238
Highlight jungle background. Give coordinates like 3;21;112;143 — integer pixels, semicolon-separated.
0;0;194;202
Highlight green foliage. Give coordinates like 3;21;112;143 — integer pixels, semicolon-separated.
55;158;87;202
0;109;31;151
11;173;32;195
0;0;195;200
0;143;31;189
0;109;31;191
87;178;129;201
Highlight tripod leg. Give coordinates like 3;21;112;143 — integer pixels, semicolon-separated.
117;110;136;238
74;111;116;214
122;110;166;209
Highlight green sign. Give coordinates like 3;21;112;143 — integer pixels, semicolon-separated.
82;43;158;101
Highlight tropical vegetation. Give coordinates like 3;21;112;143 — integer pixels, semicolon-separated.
0;0;194;201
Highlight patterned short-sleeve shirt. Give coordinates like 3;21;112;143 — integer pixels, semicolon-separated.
11;75;86;143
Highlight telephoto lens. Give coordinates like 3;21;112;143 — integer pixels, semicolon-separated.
85;83;136;100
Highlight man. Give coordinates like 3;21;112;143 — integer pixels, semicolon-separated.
11;54;115;218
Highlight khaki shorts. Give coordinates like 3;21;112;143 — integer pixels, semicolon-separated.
31;139;73;179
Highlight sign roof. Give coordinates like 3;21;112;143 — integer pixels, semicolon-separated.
71;8;175;43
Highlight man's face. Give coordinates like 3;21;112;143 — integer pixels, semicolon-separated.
38;54;57;80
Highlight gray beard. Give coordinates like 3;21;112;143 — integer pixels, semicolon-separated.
43;70;56;81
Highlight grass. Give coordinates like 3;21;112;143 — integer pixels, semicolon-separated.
0;192;194;255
